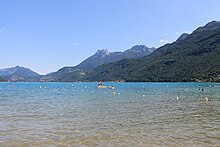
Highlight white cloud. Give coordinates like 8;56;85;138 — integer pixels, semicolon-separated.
160;39;169;44
163;33;168;36
0;28;10;34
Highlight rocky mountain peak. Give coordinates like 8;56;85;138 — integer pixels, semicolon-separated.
204;21;220;29
126;45;156;53
194;21;220;32
95;49;110;57
131;45;147;51
15;65;21;68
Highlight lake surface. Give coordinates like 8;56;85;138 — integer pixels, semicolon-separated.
0;82;220;146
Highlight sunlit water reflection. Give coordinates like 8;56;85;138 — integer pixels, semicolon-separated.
0;82;219;146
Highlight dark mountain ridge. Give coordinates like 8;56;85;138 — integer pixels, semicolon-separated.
41;45;156;82
68;45;155;72
85;21;220;82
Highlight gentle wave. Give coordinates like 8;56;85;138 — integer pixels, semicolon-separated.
0;82;220;146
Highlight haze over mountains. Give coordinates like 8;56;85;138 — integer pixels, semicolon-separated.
0;66;39;82
0;21;220;82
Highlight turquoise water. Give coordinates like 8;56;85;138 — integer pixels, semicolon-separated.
0;82;220;146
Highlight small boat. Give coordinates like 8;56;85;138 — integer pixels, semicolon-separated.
97;85;107;89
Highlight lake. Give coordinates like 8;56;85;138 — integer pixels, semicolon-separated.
0;82;220;146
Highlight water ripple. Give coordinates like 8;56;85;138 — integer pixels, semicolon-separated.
0;82;219;146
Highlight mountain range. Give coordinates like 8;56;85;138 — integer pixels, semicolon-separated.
0;66;39;82
39;45;155;82
1;20;220;82
0;45;155;82
85;21;220;82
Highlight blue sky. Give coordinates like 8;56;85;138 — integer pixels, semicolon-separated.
0;0;220;74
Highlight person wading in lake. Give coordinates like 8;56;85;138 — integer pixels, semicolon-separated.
98;82;102;86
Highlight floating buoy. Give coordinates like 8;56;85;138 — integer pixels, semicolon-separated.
205;97;208;101
143;95;145;97
177;97;179;100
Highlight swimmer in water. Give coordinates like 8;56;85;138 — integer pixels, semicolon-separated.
109;86;115;89
98;82;102;86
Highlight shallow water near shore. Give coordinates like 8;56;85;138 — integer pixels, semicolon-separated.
0;82;220;146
